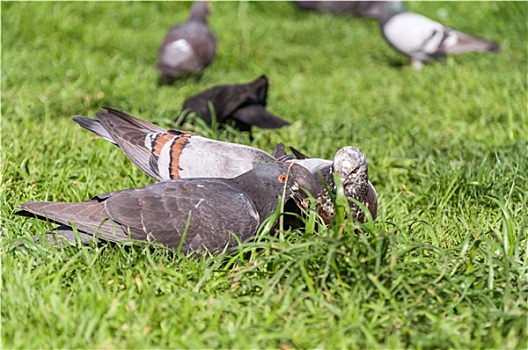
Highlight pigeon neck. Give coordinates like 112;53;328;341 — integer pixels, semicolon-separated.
378;1;406;26
189;3;209;23
231;175;284;220
319;165;335;190
190;13;208;24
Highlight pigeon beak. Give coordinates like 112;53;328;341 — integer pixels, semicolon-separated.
289;180;309;210
291;181;300;193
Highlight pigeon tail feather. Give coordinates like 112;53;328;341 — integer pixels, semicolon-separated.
440;30;501;54
72;116;115;144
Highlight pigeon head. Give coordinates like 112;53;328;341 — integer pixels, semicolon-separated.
189;1;210;23
332;146;371;220
233;162;316;220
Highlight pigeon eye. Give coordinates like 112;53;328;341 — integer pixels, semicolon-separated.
352;166;360;174
278;174;288;183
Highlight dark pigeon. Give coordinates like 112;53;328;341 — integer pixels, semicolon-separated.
73;108;377;223
19;162;317;253
293;1;400;19
379;2;500;69
156;1;216;83
180;75;290;132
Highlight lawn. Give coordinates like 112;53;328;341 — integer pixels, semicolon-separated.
1;1;527;348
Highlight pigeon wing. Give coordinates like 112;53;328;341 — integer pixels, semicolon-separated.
182;85;233;124
173;135;276;179
182;76;269;124
272;143;289;160
95;108;172;181
365;182;378;220
104;180;261;252
437;29;500;55
289;146;310;160
35;225;100;248
21;180;262;253
18;200;133;243
74;108;276;181
72;115;115;143
230;105;290;129
74;112;165;181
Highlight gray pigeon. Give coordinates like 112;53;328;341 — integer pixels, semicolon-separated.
379;2;500;69
19;162;317;253
181;75;290;133
293;1;400;19
74;108;377;223
156;1;216;83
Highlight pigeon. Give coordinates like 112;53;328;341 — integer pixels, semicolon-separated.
293;1;400;19
73;107;276;181
379;2;500;69
180;75;290;132
74;108;377;223
273;144;378;223
156;1;216;83
18;162;317;253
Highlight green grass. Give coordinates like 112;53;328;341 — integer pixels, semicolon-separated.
2;1;527;348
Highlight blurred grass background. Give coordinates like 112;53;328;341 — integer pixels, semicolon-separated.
1;1;527;348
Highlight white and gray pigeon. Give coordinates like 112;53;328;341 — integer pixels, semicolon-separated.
73;108;377;224
73;107;276;181
379;2;500;69
156;1;216;83
19;162;317;253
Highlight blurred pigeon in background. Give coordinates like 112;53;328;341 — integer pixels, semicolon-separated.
180;75;290;133
74;108;377;223
19;162;317;253
157;1;216;83
378;1;500;69
293;0;400;19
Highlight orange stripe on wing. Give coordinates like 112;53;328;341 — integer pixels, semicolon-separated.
149;133;177;158
168;131;194;179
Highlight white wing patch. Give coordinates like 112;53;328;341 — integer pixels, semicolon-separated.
169;39;192;53
161;39;194;67
158;137;177;180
